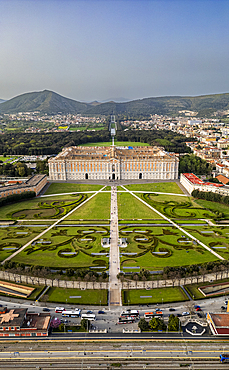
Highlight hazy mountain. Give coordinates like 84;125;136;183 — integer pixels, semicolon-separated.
0;99;6;104
102;97;131;103
86;93;229;116
0;90;90;114
88;101;102;106
1;90;229;117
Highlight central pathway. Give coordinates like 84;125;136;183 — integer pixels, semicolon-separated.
109;186;122;306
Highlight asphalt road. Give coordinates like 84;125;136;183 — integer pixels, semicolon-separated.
0;294;228;336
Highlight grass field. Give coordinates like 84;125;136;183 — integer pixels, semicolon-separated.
0;156;19;162
0;194;89;220
119;225;218;271
118;192;161;219
195;199;229;219
0;195;89;221
80;141;149;147
0;225;46;262
0;181;225;277
66;192;110;220
12;225;110;268
122;286;189;305
45;183;103;195
183;225;229;259
46;287;108;305
140;193;215;219
184;278;229;300
124;182;184;194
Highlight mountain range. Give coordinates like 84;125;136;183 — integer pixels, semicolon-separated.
0;89;229;116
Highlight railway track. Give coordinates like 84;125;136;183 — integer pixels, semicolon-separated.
0;358;225;370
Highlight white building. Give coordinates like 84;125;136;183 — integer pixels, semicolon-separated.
180;173;229;195
48;146;179;181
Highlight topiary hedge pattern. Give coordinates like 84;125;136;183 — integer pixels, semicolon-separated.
7;194;87;220
22;226;109;270
119;226;206;268
142;193;213;219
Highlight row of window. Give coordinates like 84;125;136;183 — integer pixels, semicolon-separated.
0;326;20;330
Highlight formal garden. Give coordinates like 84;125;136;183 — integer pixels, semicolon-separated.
140;193;215;219
0;180;229;304
11;226;110;270
182;225;229;259
0;194;89;220
119;226;218;272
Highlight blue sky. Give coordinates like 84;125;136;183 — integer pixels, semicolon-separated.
0;0;229;101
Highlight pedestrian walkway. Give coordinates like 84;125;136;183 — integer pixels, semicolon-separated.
109;186;122;306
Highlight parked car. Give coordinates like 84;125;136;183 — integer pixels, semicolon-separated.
43;308;50;312
221;306;227;311
176;314;182;317
182;311;190;316
224;301;228;306
169;308;176;312
98;310;105;314
86;310;93;314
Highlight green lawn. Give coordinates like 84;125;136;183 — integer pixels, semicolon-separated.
118;192;161;219
124;182;184;194
184;278;229;300
140;193;215;219
183;225;229;259
0;156;19;162
0;195;88;221
0;226;46;262
80;141;149;147
0;194;89;220
66;192;110;220
47;287;108;305
195;199;229;219
45;183;103;195
123;287;189;305
12;226;110;269
119;225;218;271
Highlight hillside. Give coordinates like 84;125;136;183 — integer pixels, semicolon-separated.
86;93;229;116
1;90;229;116
0;90;90;114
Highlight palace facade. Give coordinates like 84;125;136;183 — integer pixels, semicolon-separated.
48;146;179;181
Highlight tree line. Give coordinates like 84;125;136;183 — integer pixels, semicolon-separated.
118;259;229;283
192;188;229;206
1;261;108;282
138;314;179;332
162;259;229;284
179;154;213;175
0;128;191;156
0;160;49;178
0;191;36;207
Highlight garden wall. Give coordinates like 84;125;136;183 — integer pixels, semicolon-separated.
0;269;228;291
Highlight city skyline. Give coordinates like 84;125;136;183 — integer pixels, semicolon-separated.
0;0;229;102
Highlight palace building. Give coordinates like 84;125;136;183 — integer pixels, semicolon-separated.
48;145;179;181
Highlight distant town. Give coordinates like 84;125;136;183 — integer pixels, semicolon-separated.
1;109;229;179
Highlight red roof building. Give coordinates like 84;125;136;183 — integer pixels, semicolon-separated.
0;308;51;337
207;313;229;335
